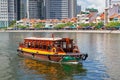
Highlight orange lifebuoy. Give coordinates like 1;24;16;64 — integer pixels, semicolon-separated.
52;47;57;53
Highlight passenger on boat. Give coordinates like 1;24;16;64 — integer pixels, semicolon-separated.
28;42;31;48
73;46;79;53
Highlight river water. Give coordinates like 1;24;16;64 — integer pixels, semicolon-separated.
0;32;120;80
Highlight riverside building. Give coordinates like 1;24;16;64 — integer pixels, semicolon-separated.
18;0;44;19
26;0;44;19
45;0;77;19
0;0;17;27
0;0;76;27
0;0;44;28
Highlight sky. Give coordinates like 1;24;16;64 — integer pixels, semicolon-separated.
77;0;106;13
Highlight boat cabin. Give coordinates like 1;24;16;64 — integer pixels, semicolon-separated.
19;37;79;53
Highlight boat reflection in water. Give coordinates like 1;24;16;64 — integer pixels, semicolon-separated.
22;58;87;80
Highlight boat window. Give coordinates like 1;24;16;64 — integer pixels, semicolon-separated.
35;44;39;48
39;43;42;48
25;43;29;48
55;44;58;47
43;45;46;50
28;42;31;48
31;42;34;48
48;46;51;50
68;44;72;48
63;42;66;48
57;45;61;47
57;47;63;52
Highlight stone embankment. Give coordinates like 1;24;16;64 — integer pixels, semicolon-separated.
0;30;120;34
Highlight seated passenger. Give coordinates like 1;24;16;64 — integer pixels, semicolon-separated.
73;46;79;53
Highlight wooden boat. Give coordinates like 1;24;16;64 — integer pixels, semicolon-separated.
17;37;88;64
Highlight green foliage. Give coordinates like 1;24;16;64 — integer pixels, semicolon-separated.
80;11;89;14
105;21;120;28
17;25;28;29
86;8;98;12
66;22;73;26
9;20;16;27
78;23;88;27
35;23;44;29
98;22;104;26
78;22;104;29
78;23;96;27
54;23;66;29
54;22;74;29
89;23;96;26
95;22;104;29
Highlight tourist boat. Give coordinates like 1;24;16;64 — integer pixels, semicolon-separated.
17;36;88;64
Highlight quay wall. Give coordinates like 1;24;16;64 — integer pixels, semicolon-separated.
0;30;120;34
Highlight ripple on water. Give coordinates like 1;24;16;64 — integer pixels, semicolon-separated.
0;33;120;80
81;60;110;80
0;54;13;80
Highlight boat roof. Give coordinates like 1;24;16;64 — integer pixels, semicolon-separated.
24;37;62;41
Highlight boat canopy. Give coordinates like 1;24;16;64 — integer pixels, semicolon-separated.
24;37;62;41
19;37;79;53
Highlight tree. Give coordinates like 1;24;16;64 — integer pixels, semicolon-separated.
54;22;74;29
86;8;98;12
17;25;28;30
95;22;104;29
9;20;16;27
78;23;95;27
66;22;73;26
106;21;120;28
54;23;66;29
34;23;44;29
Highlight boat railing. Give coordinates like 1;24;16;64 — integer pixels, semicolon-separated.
19;43;24;47
56;47;65;53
